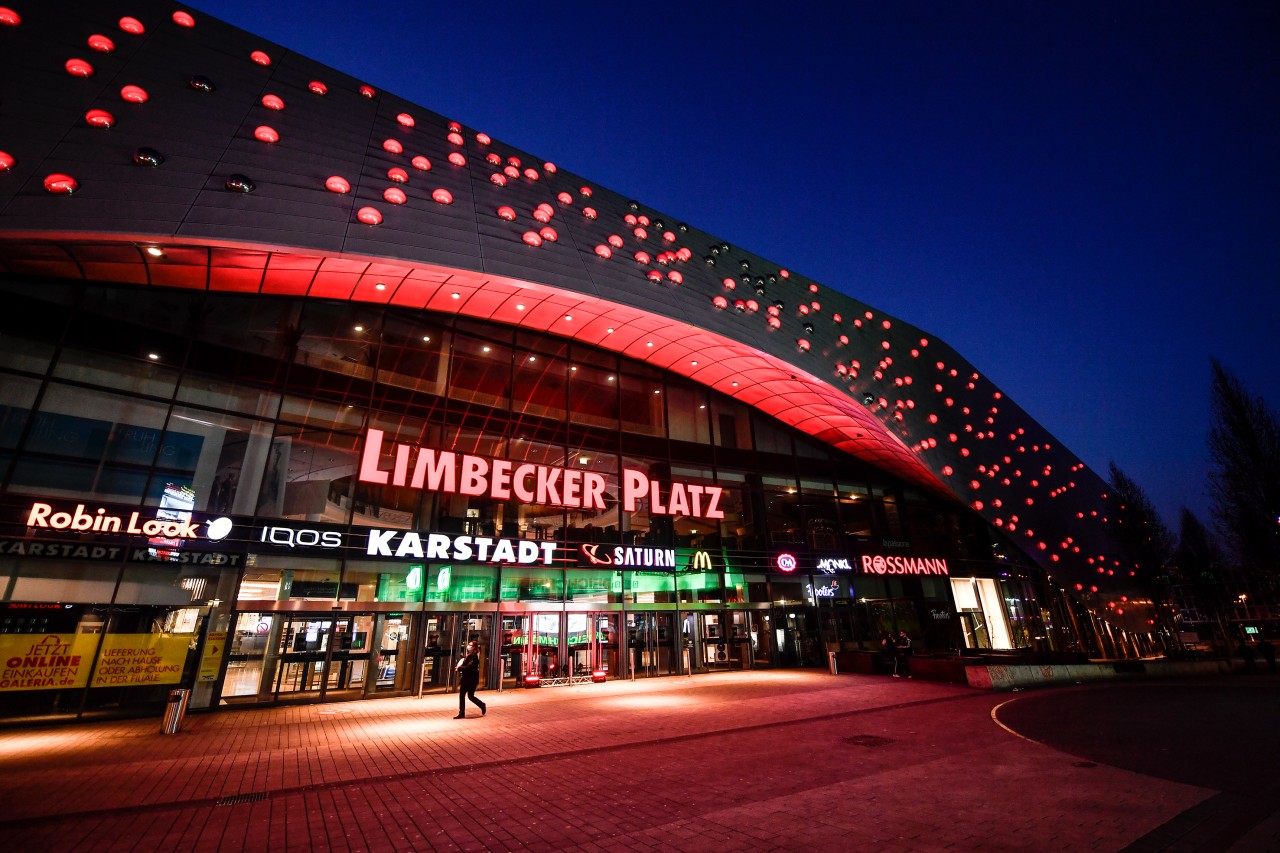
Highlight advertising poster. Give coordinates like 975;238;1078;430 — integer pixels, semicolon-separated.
0;633;193;691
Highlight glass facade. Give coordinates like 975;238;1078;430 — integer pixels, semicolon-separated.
0;279;1034;721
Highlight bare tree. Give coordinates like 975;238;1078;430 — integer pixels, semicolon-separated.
1107;461;1175;584
1171;508;1232;645
1208;360;1280;595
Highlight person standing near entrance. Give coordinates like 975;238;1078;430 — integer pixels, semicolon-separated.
896;630;913;678
454;640;487;719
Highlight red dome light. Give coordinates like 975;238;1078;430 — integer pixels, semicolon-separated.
446;132;464;146
448;152;466;167
356;206;382;225
580;186;593;197
397;113;415;127
324;176;350;193
432;188;454;205
582;207;597;219
544;162;557;173
249;50;271;67
662;231;675;242
496;206;516;220
745;300;759;312
502;165;519;179
88;34;115;52
172;11;195;27
532;208;551;224
634;251;651;264
538;226;557;242
383;187;407;204
383;139;403;154
797;339;811;351
0;7;20;25
646;270;662;283
522;231;543;247
489;173;507;186
633;227;647;240
523;168;539;181
43;173;78;194
667;271;683;284
84;109;115;128
594;244;613;259
767;316;781;329
506;156;521;167
387;167;408;183
118;16;145;35
607;234;624;248
253;126;279;143
65;59;94;77
625;214;638;226
713;296;729;309
0;151;13;171
359;85;377;98
557;192;573;205
475;132;491;145
485;153;501;166
260;94;284;111
120;85;148;103
309;80;328;95
411;156;431;171
450;122;462;133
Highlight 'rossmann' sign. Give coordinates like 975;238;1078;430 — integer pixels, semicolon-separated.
358;429;725;521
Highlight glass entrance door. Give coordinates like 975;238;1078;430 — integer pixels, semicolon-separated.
626;612;676;678
421;613;460;693
696;611;751;671
749;611;773;667
274;616;331;695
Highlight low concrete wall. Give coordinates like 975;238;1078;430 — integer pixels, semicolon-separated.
965;659;1230;690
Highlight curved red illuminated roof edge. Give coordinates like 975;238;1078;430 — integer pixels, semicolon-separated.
0;234;947;495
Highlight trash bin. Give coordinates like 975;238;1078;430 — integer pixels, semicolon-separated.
828;651;839;676
161;688;190;734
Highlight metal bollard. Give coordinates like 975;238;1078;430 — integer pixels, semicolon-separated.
160;688;190;734
828;651;839;676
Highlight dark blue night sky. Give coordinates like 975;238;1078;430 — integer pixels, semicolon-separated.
194;0;1279;531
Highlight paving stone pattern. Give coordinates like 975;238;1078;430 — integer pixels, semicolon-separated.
0;673;1217;850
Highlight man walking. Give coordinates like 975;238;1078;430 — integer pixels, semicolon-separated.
454;640;487;719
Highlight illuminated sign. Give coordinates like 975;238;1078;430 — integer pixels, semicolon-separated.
775;553;798;572
25;502;221;540
815;557;853;573
814;579;842;598
688;550;714;573
858;555;950;576
259;526;343;549
359;429;725;520
366;530;556;564
579;544;676;568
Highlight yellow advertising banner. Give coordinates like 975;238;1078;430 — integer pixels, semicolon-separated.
0;633;97;691
0;632;194;691
198;631;228;682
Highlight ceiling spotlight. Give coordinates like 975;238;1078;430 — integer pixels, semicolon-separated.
147;353;159;360
144;246;164;257
374;282;386;291
422;336;431;342
354;325;364;332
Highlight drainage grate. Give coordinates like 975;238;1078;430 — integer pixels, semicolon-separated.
843;734;894;748
216;792;268;807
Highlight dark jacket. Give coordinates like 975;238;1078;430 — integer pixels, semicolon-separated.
458;651;481;687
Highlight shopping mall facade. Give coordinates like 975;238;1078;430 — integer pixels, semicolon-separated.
0;2;1166;721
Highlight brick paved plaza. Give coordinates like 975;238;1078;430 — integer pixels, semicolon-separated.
0;672;1267;851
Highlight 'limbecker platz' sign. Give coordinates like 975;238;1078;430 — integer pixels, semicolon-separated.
358;429;726;520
